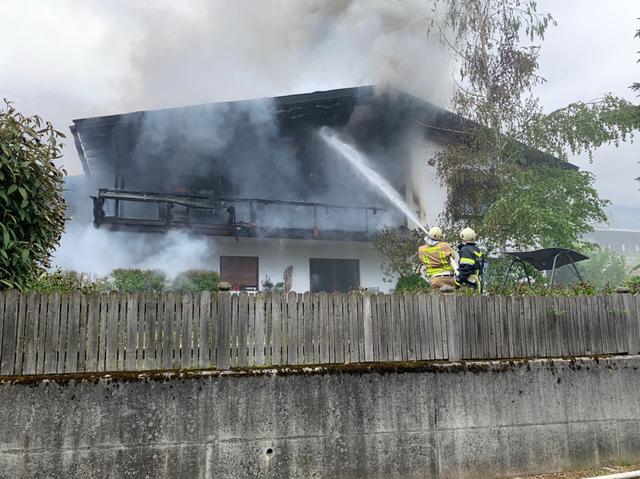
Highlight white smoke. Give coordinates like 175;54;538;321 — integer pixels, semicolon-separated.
54;225;211;279
111;0;451;110
51;0;453;276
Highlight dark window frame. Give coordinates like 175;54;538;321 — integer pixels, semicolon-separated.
220;255;259;291
309;258;360;293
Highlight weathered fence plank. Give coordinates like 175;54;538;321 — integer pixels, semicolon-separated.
303;292;313;364
77;295;89;372
318;293;328;364
160;293;173;370
347;293;358;363
398;295;408;361
585;296;599;354
271;293;282;366
405;294;417;361
43;293;61;374
362;294;373;362
1;291;639;377
0;291;18;375
623;294;639;354
14;293;27;375
286;292;297;365
217;293;231;369
104;292;119;372
210;293;218;367
190;293;201;368
327;293;335;363
248;293;256;367
143;294;157;370
238;292;249;367
332;293;341;362
125;294;140;370
378;294;388;362
64;292;81;373
254;293;265;366
23;293;41;375
54;294;69;374
198;292;211;368
371;294;380;361
264;293;272;366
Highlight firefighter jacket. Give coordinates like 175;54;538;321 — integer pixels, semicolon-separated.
456;242;484;284
418;241;455;277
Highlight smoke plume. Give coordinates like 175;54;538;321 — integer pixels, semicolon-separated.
53;0;452;276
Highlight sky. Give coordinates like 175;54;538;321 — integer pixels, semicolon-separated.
0;0;638;222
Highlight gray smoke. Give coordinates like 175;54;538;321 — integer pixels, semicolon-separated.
54;0;452;276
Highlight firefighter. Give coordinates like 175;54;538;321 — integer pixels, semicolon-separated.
455;227;484;292
418;226;458;292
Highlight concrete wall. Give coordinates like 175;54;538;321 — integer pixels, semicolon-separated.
2;356;640;479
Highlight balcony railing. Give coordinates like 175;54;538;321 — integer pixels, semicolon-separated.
91;189;389;241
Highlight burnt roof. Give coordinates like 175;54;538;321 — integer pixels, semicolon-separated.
70;85;576;177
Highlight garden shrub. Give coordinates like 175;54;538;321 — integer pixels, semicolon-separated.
171;270;220;293
112;268;165;293
27;268;109;294
0;101;66;290
395;273;430;293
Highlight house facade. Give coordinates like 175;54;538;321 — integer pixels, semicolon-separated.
71;86;453;292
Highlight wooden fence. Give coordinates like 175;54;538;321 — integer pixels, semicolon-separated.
0;291;638;376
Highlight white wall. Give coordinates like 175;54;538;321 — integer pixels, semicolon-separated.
200;134;448;293
405;135;448;230
203;236;394;293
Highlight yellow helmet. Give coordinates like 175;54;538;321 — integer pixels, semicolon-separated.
460;227;477;242
427;226;444;241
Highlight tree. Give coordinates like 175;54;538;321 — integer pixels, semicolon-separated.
576;247;627;290
631;19;639;94
373;226;425;282
0;101;66;290
428;1;640;251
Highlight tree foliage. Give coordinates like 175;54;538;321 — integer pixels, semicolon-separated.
631;19;639;94
27;268;109;295
171;270;220;292
373;226;425;281
574;247;627;290
112;269;166;293
481;166;608;250
428;1;639;251
395;273;430;293
0;100;66;290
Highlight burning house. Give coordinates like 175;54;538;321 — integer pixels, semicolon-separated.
70;86;461;292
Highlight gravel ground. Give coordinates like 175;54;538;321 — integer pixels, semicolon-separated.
504;463;640;479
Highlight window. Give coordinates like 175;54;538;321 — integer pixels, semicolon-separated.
309;258;360;293
220;256;259;291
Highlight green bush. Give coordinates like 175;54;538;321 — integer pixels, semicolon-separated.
112;269;165;293
26;268;109;294
624;276;640;294
483;256;547;292
171;270;220;293
395;274;430;293
487;281;599;297
0;101;66;290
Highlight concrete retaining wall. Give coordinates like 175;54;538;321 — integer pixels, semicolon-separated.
1;357;640;478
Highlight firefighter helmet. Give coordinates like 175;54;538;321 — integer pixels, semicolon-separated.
460;227;477;242
427;226;444;241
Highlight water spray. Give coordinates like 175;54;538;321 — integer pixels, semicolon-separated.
318;127;429;235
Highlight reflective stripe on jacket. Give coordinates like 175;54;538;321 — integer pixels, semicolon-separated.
456;242;483;283
418;242;454;277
